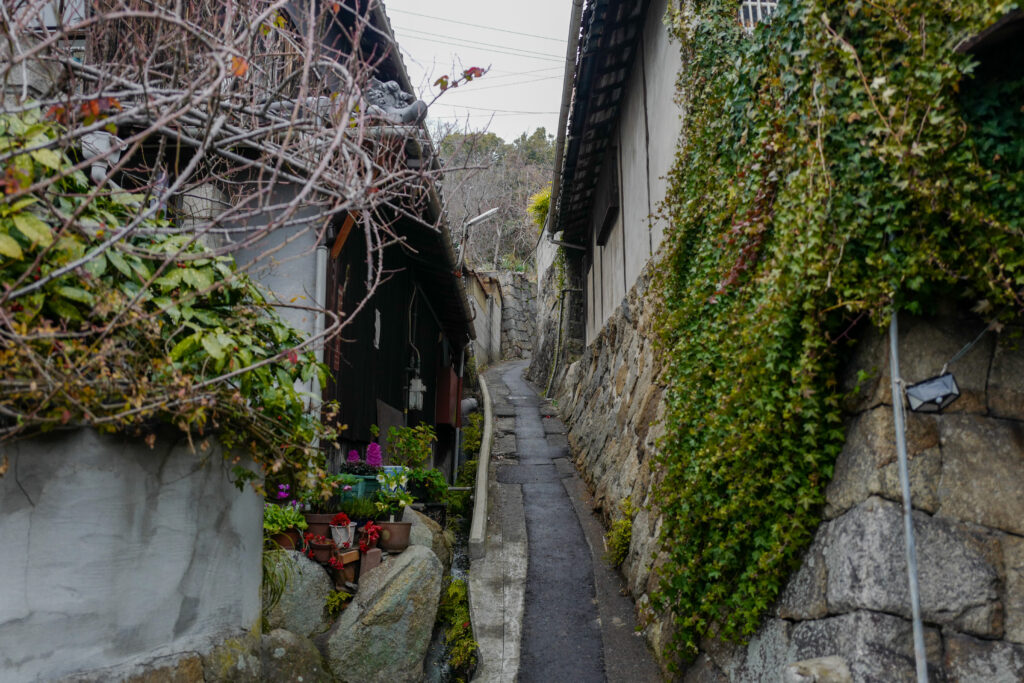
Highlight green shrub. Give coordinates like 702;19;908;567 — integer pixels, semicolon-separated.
324;589;352;619
604;497;634;568
447;459;477;519
437;578;478;681
407;467;449;503
462;412;484;456
386;423;436;468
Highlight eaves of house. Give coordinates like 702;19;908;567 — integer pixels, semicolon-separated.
551;0;651;245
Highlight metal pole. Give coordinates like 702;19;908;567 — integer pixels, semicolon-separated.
889;311;928;683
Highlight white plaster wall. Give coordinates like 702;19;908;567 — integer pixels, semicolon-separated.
488;295;502;364
642;0;685;253
582;0;683;345
227;183;326;340
0;429;262;682
535;233;559;294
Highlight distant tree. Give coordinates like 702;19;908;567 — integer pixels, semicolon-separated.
437;126;554;271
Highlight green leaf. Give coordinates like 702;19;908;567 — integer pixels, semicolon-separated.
181;267;214;291
12;213;53;247
57;286;95;305
30;148;63;170
0;233;23;259
201;333;226;360
83;253;107;277
47;297;82;321
154;269;183;290
2;196;38;216
107;250;131;277
169;334;199;361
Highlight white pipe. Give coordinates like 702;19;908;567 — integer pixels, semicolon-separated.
889;311;928;683
312;246;328;406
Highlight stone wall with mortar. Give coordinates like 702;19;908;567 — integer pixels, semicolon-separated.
555;273;1024;679
526;252;585;394
0;429;262;681
491;272;537;360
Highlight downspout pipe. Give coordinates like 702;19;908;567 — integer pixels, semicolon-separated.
889;311;928;683
547;0;585;237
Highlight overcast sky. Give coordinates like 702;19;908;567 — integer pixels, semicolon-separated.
381;0;573;142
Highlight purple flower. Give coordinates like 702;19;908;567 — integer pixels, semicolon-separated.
347;449;360;463
276;483;290;500
366;442;382;467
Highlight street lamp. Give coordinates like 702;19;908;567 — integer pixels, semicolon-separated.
456;207;499;273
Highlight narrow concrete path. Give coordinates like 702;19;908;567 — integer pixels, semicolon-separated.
471;360;661;682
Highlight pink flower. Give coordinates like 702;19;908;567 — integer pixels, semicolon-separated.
366;442;382;467
347;449;360;463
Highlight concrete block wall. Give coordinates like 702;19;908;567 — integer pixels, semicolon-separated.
555;272;1024;679
0;429;262;681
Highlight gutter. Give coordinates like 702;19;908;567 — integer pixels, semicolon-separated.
547;0;585;237
468;375;494;559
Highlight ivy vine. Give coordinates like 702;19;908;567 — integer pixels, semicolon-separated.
651;0;1022;663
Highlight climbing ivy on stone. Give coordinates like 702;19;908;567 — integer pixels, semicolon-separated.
650;0;1022;663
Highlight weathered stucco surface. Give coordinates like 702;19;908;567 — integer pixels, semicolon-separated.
0;429;262;681
554;267;1024;679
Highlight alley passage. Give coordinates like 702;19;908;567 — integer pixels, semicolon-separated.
481;361;661;682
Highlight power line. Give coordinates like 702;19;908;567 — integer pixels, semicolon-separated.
395;32;563;63
398;28;564;60
430;112;558;118
387;7;565;43
431;104;560;115
437;74;562;93
483;66;565;79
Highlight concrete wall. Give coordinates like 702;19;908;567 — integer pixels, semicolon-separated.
0;429;262;681
556;269;1024;678
581;0;683;344
466;274;503;365
225;183;325;341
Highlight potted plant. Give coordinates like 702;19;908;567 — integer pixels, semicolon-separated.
329;511;358;550
359;520;382;553
337;496;378;527
300;473;358;535
338;447;382;500
303;532;336;564
263;501;308;549
374;468;414;552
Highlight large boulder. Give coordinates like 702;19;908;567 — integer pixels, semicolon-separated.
404;506;453;573
266;550;334;638
319;545;443;682
260;629;331;682
202;634;261;683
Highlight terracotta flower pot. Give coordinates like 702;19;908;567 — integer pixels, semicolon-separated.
309;541;333;563
270;528;301;550
377;521;412;552
303;512;333;538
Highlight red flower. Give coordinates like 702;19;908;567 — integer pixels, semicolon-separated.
330;512;350;526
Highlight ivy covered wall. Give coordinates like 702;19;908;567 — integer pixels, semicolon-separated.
554;0;1024;676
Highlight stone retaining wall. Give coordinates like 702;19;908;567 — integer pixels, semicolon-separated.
492;272;537;360
555;268;1024;679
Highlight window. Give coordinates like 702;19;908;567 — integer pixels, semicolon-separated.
739;0;779;29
